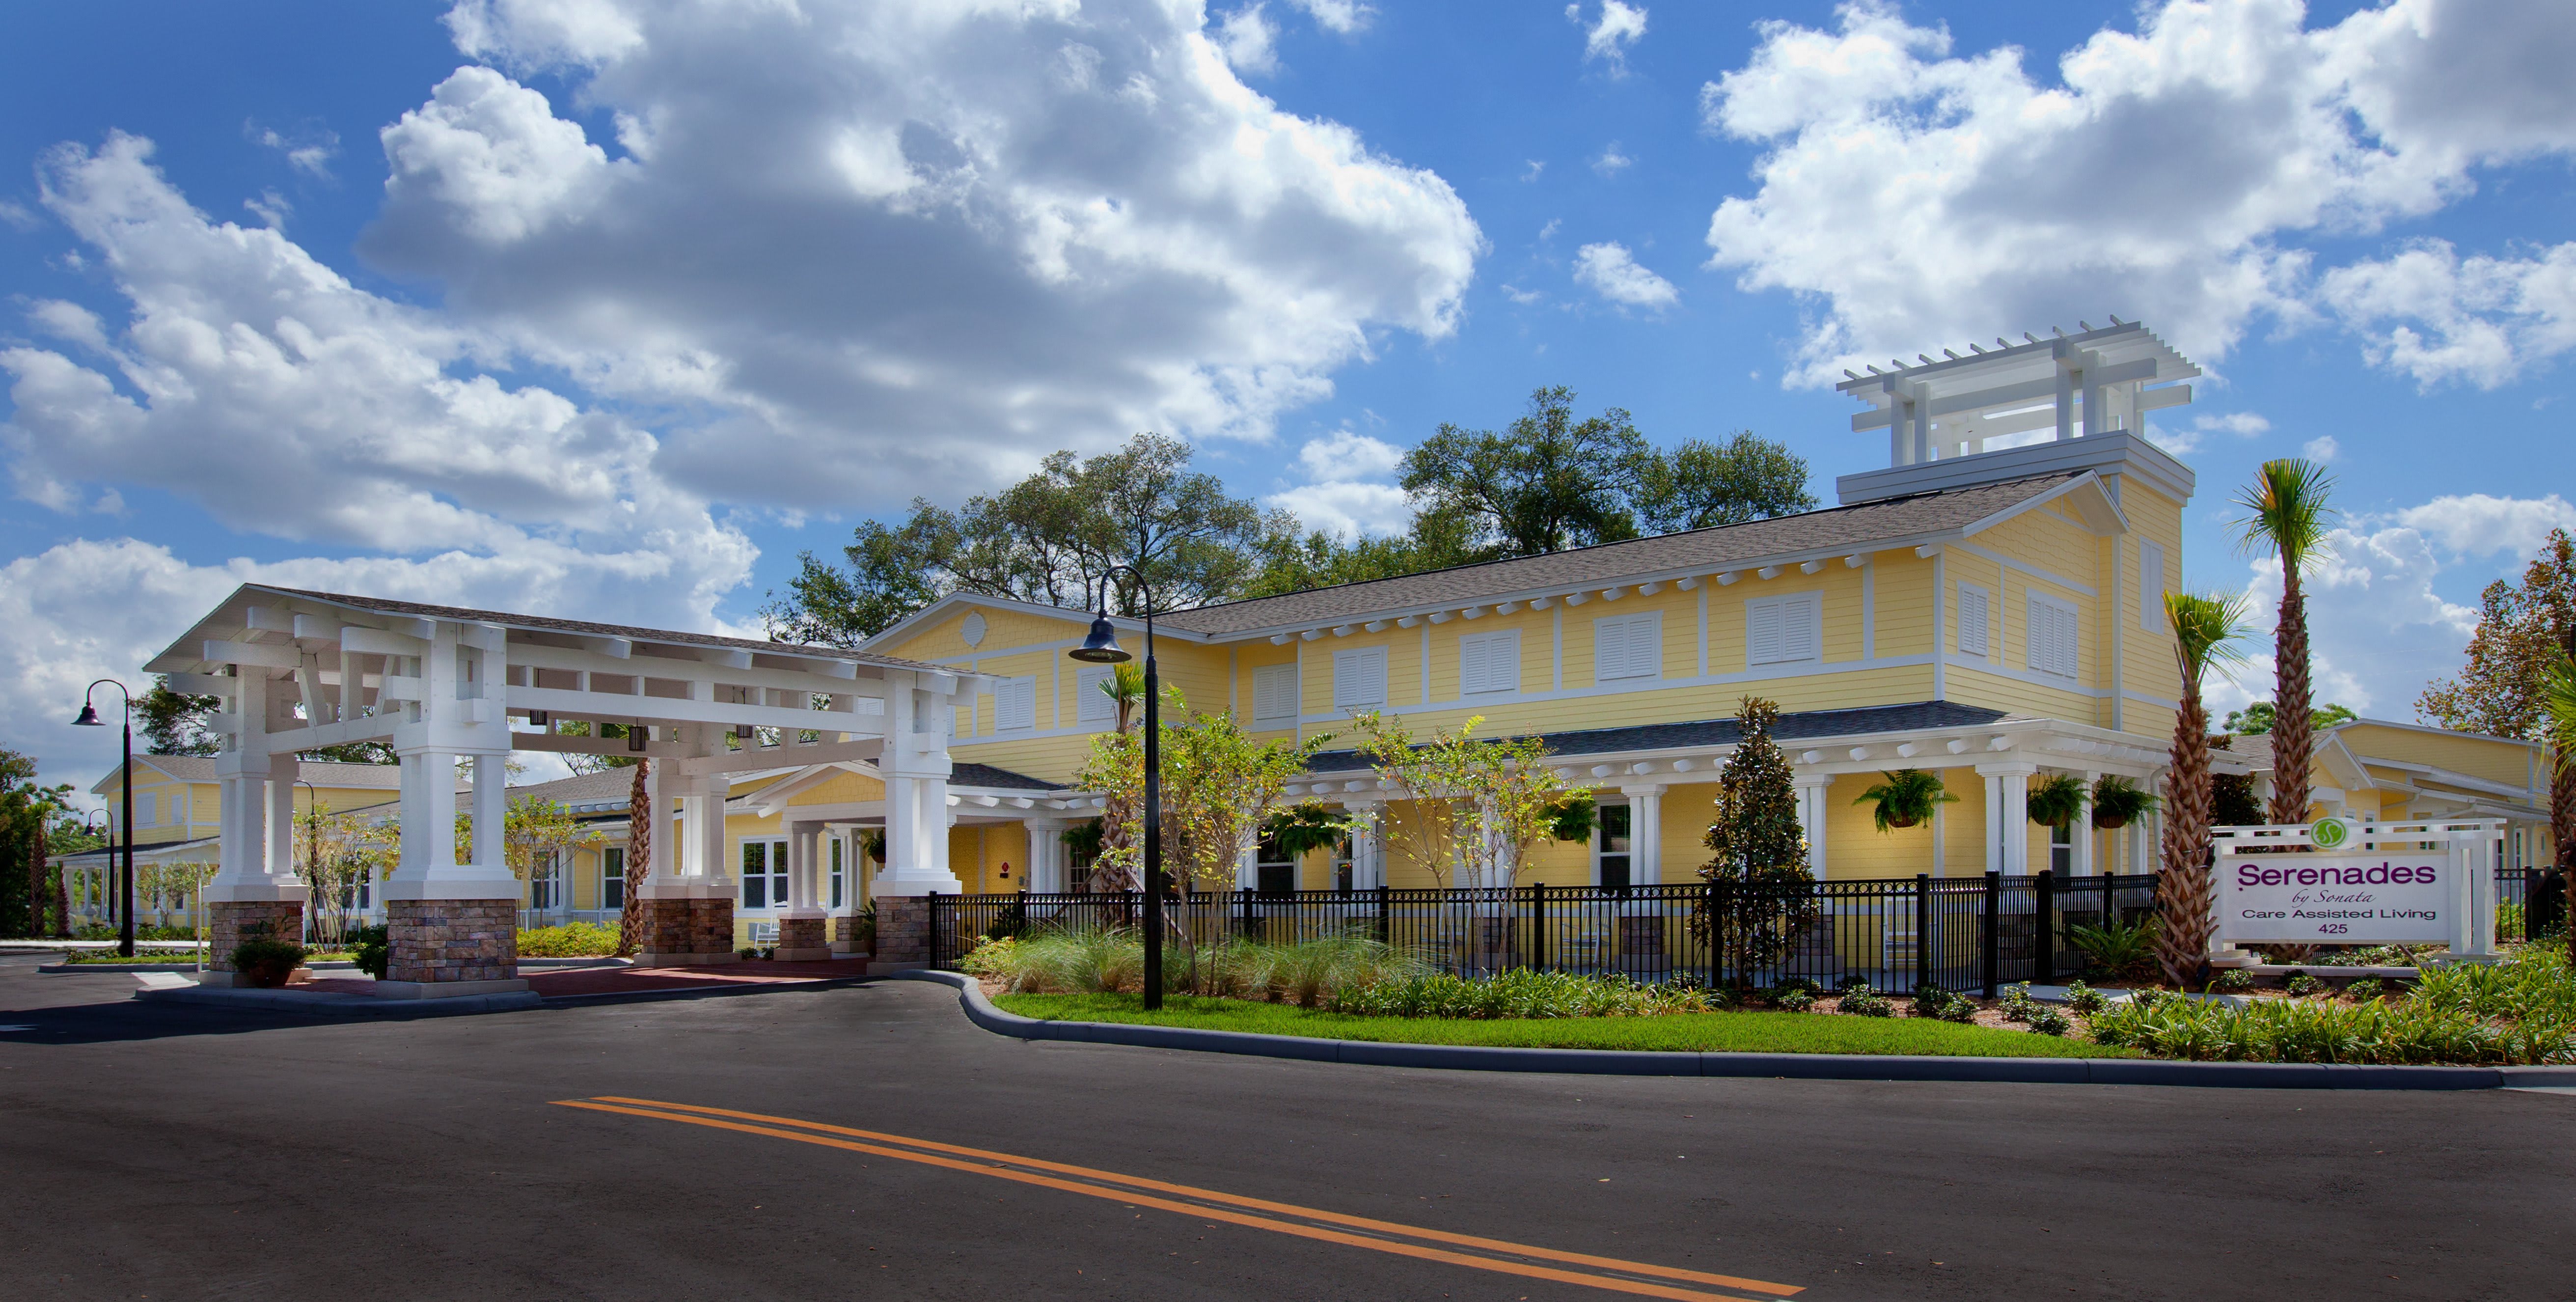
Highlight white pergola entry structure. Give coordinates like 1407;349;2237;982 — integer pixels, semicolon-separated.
147;586;985;993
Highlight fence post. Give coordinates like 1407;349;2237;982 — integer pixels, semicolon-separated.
1524;884;1541;971
1981;871;2001;998
1913;874;1933;994
1237;886;1252;942
2034;869;2055;984
1709;878;1728;991
927;889;941;970
1375;883;1391;945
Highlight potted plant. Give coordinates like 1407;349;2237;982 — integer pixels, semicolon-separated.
1262;802;1352;860
1544;791;1597;843
2089;775;2160;830
1854;769;1957;831
229;922;309;989
2026;773;2088;828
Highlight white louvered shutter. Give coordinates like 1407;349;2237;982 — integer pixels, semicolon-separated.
995;677;1036;731
1253;664;1297;721
1958;585;1990;656
2139;540;2166;632
1746;599;1782;666
1077;665;1115;722
1460;633;1492;694
1334;647;1386;709
1783;595;1819;663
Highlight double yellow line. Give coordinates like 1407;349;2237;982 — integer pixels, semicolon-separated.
555;1096;1802;1302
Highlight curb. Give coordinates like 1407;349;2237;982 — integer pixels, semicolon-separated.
891;971;2576;1091
133;987;543;1019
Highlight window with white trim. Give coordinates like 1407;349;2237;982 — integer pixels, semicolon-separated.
2026;591;2080;679
2138;539;2167;632
992;676;1037;733
1956;582;1991;657
1458;630;1520;696
1593;613;1662;682
740;838;789;910
135;791;157;827
1333;646;1388;711
601;847;626;911
1744;593;1821;667
1252;664;1299;722
1076;665;1116;724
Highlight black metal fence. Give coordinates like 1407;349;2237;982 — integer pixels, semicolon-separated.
2497;866;2552;944
929;871;2165;995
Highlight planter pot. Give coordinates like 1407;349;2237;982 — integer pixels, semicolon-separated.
2092;813;2134;830
1883;812;1922;829
237;959;298;989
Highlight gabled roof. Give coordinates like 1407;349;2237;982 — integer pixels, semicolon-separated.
509;768;645;815
1151;473;2105;639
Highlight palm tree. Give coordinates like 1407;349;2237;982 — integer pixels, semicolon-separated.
2157;589;2251;986
1087;662;1148;893
617;757;651;957
2232;459;2337;825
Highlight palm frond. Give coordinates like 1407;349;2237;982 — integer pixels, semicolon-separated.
2165;588;2253;684
2231;458;2339;570
2543;654;2576;776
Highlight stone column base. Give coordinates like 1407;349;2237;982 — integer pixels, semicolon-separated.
208;900;306;973
631;897;743;967
387;899;518;985
775;914;830;962
874;895;930;966
830;913;872;958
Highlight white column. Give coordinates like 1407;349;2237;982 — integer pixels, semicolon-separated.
265;762;298;882
1621;785;1665;886
1975;763;2035;876
1981;771;2004;874
381;746;516;901
470;753;506;875
2072;771;2098;876
1347;803;1383;889
872;675;966;899
1024;819;1068;892
639;759;685;897
1795;776;1831;878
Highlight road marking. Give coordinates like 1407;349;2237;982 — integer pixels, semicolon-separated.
557;1096;1801;1301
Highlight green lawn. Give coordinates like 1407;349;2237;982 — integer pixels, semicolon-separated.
994;993;2135;1058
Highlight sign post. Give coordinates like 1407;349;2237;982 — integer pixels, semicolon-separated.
2211;818;2503;957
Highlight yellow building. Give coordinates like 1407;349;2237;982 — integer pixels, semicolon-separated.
61;755;408;930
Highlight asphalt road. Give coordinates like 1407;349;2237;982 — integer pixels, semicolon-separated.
2;950;2570;1302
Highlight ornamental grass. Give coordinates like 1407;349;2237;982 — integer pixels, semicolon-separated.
2083;947;2576;1065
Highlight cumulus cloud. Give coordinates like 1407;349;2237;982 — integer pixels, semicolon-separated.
1699;0;2576;386
372;0;1479;510
2389;493;2576;558
1288;0;1373;34
1218;5;1280;75
2223;524;2479;718
249;123;341;177
2151;409;2271;457
2319;238;2576;388
1574;242;1678;309
1265;428;1411;538
1591;143;1632;177
2302;434;2340;462
1569;1;1648;74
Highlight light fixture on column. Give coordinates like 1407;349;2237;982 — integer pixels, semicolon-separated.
735;723;755;740
526;709;549;727
628;722;649;752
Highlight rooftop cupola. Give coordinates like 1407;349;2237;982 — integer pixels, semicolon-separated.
1833;319;2200;507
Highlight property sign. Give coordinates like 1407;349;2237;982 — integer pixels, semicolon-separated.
2215;854;2449;944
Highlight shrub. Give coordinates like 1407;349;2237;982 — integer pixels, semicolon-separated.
1775;987;1816;1013
1998;982;2035;1022
2083;950;2576;1064
2026;1005;2073;1036
2345;977;2384;1001
1911;985;1976;1023
2284;972;2324;997
1837;983;1893;1017
2065;916;2161;980
351;924;390;980
2062;980;2108;1015
518;921;621;958
2211;968;2252;993
1334;969;1712;1020
739;946;760;961
229;924;307;989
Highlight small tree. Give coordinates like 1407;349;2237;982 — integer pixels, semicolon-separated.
1693;697;1820;985
2157;589;2251;986
1350;711;1587;891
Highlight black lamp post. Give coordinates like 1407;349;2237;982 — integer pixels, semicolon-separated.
1068;568;1162;1010
72;679;136;958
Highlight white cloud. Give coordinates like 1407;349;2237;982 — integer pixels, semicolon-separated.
2389;493;2576;557
1699;0;2576;386
249;123;341;177
1288;0;1373;34
2320;238;2576;388
1218;5;1280;76
1591;143;1632;177
243;188;291;229
2223;523;2478;718
1522;160;1544;182
1574;241;1678;309
2150;409;2271;456
1569;1;1648;75
1501;283;1544;305
369;0;1479;509
1265;428;1411;538
2302;434;2340;462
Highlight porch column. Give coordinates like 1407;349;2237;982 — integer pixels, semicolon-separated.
1794;775;1832;877
2072;770;2098;875
203;729;308;984
1621;785;1665;885
870;673;966;973
1024;818;1068;892
1975;763;2035;875
378;743;524;997
777;819;829;960
1346;801;1383;889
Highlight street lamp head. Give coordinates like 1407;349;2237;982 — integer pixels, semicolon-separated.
1068;612;1131;664
71;703;103;727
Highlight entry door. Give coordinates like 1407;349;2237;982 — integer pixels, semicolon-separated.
741;838;789;909
1595;804;1633;893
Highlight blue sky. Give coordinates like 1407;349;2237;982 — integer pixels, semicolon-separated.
5;0;2573;787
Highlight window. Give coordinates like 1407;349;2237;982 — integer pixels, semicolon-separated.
992;676;1037;733
2050;821;2074;874
1067;828;1099;892
1332;646;1387;711
740;838;789;909
828;836;845;909
601;847;626;911
1252;663;1299;722
1957;582;1991;656
2139;540;2166;632
2026;592;2080;678
1594;613;1662;682
170;791;187;825
135;791;158;827
1458;630;1520;696
1594;803;1633;893
1333;832;1355;894
1076;665;1116;724
528;853;562;911
1255;832;1297;898
1745;594;1821;667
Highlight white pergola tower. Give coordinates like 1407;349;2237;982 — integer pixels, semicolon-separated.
148;586;982;993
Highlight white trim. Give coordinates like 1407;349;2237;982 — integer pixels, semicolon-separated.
2330;716;2543;751
1696;584;1709;678
2137;538;2166;631
1949;540;2097;599
2025;589;2079;679
1289;653;1939;724
1955;582;1991;657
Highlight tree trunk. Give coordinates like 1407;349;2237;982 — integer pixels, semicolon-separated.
2267;568;2314;826
618;759;651;957
2157;687;2216;985
29;824;46;941
2559;626;2576;966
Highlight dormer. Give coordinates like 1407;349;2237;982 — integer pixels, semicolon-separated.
1833;319;2200;508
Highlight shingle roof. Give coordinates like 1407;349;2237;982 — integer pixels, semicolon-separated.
1304;700;2018;772
97;754;408;794
954;762;1058;791
1155;474;2085;637
229;585;950;673
510;767;644;813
